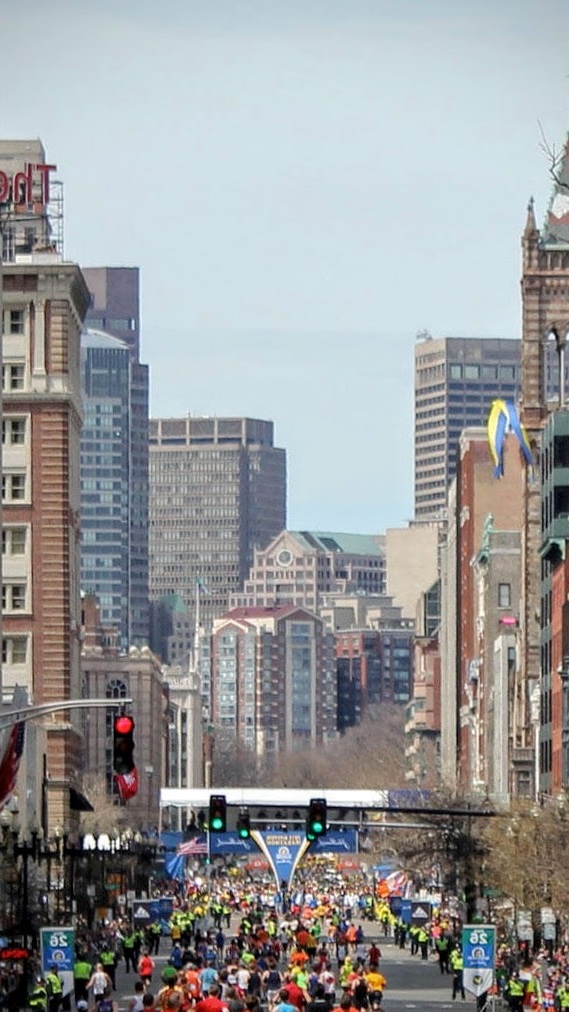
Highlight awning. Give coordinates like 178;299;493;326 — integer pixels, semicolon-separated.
70;786;94;812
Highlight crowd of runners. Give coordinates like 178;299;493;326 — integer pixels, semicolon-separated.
6;863;569;1010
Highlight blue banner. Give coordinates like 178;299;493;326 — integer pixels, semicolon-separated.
40;927;75;998
209;832;257;855
132;897;174;924
399;899;412;925
462;924;495;998
310;829;357;853
253;830;309;888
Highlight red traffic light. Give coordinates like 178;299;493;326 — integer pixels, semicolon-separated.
114;715;135;735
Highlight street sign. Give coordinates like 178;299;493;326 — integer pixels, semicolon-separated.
462;924;495;998
40;926;75;998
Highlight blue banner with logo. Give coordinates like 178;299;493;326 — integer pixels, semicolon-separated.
310;829;357;853
252;830;309;888
209;832;257;855
462;925;495;998
40;927;75;998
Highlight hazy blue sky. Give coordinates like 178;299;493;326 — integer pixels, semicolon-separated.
3;0;569;531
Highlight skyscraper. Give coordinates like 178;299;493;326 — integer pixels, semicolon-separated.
414;336;520;519
149;416;286;636
80;268;149;648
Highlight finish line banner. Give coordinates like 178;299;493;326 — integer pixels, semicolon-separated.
252;830;310;888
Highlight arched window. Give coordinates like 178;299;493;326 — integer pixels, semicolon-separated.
106;677;127;699
105;678;128;736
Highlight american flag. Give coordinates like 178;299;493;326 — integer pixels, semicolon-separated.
177;834;208;856
0;720;25;812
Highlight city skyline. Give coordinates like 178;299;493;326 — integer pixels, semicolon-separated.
3;0;569;532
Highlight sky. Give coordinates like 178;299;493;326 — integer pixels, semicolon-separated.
3;0;569;532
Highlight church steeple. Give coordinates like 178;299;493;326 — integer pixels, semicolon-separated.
541;132;569;246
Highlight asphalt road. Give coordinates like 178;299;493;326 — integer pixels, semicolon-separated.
109;936;485;1012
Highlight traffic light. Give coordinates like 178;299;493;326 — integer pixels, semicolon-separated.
306;797;327;839
113;714;135;775
209;794;227;832
237;808;251;839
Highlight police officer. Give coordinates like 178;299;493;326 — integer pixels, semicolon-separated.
435;934;451;974
29;977;48;1012
506;972;524;1012
99;947;117;991
450;946;465;1001
122;930;137;974
73;954;93;1005
557;979;569;1011
45;966;63;1012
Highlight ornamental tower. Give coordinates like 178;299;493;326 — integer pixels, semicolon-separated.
520;134;569;795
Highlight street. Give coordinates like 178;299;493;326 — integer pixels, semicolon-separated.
108;935;484;1012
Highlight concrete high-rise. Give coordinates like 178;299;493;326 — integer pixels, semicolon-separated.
414;336;521;519
80;267;149;649
149;416;286;637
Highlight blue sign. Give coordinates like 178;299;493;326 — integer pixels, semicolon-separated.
310;829;357;853
399;899;412;924
40;927;75;998
209;832;257;855
132;897;174;924
252;830;309;888
462;924;495;998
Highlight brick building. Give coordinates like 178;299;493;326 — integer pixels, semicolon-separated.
440;429;524;794
0;140;90;832
211;605;337;757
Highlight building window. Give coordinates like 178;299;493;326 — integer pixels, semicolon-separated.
464;365;480;379
2;417;26;445
9;310;24;334
2;636;28;665
2;474;26;502
449;365;462;379
2;474;27;502
2;584;27;611
498;583;511;608
2;364;25;391
2;527;26;555
106;678;128;699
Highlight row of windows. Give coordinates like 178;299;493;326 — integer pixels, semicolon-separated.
449;364;518;380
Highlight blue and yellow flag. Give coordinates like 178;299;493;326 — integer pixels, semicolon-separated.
487;399;533;478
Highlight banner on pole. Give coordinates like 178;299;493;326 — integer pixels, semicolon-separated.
462;924;495;998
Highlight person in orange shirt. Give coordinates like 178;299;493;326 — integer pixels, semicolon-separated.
364;966;386;1005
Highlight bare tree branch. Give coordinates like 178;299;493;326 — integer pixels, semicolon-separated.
538;119;568;192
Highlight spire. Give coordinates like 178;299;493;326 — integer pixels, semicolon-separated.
542;132;569;245
523;196;537;237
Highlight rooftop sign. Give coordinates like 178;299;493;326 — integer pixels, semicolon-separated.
0;162;57;205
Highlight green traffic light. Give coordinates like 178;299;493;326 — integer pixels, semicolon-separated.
238;826;250;839
311;820;324;835
211;816;224;830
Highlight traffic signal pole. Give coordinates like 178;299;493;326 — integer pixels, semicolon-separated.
0;697;133;730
